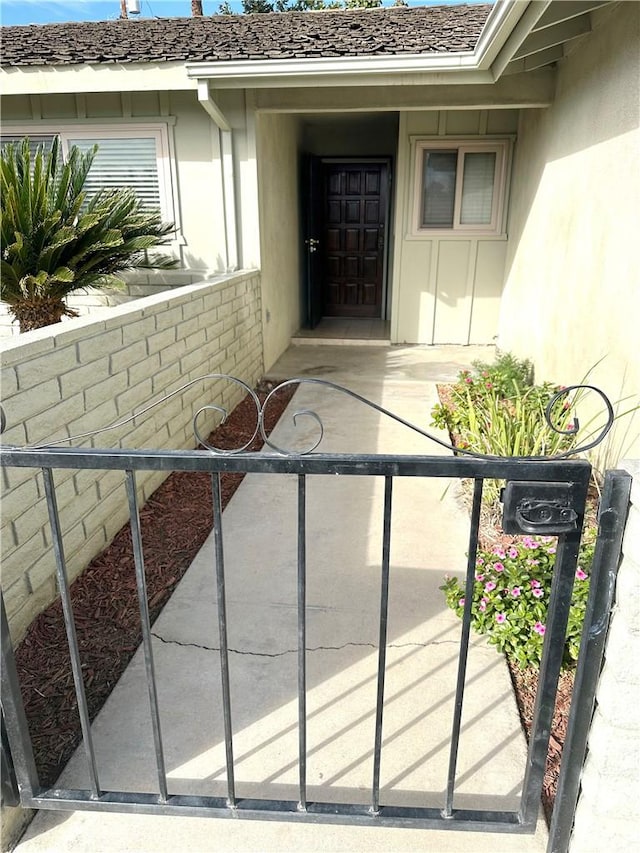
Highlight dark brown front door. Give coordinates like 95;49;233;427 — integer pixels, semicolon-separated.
319;161;388;319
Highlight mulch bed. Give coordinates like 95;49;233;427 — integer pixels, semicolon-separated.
14;382;296;788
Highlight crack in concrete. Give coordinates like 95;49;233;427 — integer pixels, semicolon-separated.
150;632;457;657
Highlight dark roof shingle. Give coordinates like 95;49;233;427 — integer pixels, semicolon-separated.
0;5;491;68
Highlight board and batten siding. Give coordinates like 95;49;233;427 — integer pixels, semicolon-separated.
390;109;517;345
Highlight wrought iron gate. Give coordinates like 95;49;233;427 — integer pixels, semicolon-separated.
0;376;626;840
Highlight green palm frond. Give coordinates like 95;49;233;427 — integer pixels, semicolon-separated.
1;137;178;327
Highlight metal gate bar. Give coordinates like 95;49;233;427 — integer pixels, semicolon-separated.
42;467;101;799
125;470;168;802
547;469;632;853
1;445;593;833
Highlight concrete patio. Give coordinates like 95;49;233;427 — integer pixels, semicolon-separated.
15;344;547;852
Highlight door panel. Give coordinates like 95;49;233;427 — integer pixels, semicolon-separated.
320;161;388;319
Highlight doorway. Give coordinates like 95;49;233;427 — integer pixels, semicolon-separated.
304;157;392;328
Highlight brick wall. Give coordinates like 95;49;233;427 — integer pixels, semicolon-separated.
570;459;640;851
0;271;263;643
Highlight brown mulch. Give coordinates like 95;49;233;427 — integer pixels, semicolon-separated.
14;381;296;788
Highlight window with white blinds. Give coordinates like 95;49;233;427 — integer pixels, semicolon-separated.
67;136;162;210
0;135;56;159
414;140;509;235
0;125;174;222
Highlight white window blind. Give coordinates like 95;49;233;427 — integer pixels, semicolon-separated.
67;136;161;210
460;151;496;225
421;151;457;228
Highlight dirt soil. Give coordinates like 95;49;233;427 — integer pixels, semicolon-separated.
13;379;565;824
14;382;295;788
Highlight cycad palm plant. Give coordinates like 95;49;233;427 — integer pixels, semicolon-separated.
1;137;177;332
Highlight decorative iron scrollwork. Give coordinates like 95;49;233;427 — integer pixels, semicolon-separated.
0;374;616;461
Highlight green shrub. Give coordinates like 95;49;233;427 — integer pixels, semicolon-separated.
440;531;595;670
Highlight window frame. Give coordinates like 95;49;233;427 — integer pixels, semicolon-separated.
0;122;180;235
412;137;512;238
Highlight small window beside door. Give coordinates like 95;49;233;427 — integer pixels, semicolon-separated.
414;139;510;236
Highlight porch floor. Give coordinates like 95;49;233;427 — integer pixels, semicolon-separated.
291;318;390;346
16;344;549;853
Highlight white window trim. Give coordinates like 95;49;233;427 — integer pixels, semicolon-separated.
1;122;183;245
411;137;512;238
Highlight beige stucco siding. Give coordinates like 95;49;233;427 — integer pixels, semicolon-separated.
391;109;517;344
499;3;640;458
255;112;302;371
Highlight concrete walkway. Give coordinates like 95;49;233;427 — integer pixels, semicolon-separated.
15;345;547;853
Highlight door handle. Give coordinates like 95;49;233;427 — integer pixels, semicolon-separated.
305;238;319;254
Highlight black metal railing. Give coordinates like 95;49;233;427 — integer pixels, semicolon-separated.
0;376;622;836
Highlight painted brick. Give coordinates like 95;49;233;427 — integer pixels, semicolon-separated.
110;340;148;373
60;359;110;398
147;326;177;355
0;366;18;397
3;577;29;619
154;307;183;332
181;297;206;321
84;372;128;410
159;338;187;367
66;397;118;438
127;352;161;386
2;531;46;587
16;344;78;390
76;328;123;362
96;470;127;500
26;393;85;445
205;320;225;343
0;334;55;369
10;507;48;554
122;315;156;345
116;378;154;417
180;346;210;377
2;476;41;523
152;361;182;395
175;317;200;341
1;378;61;423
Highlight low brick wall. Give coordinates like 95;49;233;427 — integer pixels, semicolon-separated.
570;459;640;851
0;271;263;643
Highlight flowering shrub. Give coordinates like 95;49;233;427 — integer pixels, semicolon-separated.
440;532;596;670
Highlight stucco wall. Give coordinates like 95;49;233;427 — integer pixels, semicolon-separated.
0;272;263;644
255;112;302;370
390;109;518;345
570;459;640;852
498;3;640;458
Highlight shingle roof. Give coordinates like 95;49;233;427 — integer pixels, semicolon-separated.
0;5;491;68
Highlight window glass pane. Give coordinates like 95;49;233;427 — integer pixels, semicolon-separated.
460;151;496;225
67;136;161;210
421;150;457;228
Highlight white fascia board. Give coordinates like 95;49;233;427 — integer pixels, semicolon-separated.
0;62;196;96
186;52;479;86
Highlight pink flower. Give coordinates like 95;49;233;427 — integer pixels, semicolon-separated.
465;376;473;384
493;546;506;558
532;588;544;598
458;598;465;607
476;557;484;566
475;573;485;582
576;568;587;581
522;537;540;550
485;581;497;592
547;546;557;554
530;579;541;588
481;597;488;605
534;622;546;636
527;559;540;566
485;382;493;389
507;546;518;559
511;587;521;597
479;601;487;612
495;613;507;624
494;562;505;573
